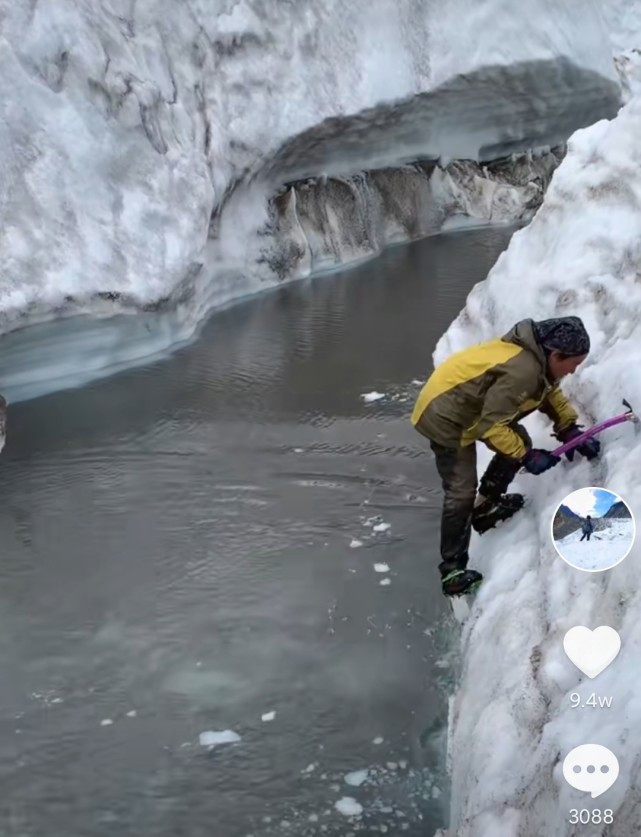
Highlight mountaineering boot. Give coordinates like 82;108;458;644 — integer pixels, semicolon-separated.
472;493;526;534
441;569;484;597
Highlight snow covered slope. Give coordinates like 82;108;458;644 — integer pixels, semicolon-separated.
556;520;635;572
0;0;620;338
436;89;641;837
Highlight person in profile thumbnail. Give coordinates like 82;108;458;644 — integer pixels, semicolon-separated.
580;515;595;542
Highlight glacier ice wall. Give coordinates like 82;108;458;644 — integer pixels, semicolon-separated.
602;0;641;54
260;150;564;278
436;82;641;837
0;0;621;339
607;0;641;101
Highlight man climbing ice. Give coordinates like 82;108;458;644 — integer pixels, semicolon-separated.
580;515;595;542
411;316;600;596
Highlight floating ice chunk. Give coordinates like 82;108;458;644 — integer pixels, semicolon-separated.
335;797;363;817
199;730;241;749
379;578;392;586
412;379;423;386
361;391;385;403
100;719;113;726
374;563;390;573
345;769;369;787
261;711;276;722
126;710;137;718
308;814;319;823
372;522;390;533
350;539;363;548
372;736;384;745
301;763;316;773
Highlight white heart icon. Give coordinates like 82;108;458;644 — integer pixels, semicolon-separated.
563;626;621;679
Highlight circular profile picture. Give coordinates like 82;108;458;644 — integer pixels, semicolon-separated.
551;487;636;572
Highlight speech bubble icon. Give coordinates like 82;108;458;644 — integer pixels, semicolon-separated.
563;744;619;798
563;626;621;679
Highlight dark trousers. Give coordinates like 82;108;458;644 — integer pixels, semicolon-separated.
430;424;531;576
580;532;592;542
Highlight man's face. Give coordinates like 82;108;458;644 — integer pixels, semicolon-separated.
548;351;587;380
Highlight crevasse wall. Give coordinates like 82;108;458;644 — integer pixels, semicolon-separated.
0;0;620;333
438;12;641;835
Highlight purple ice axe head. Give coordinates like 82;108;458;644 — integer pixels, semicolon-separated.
551;398;640;459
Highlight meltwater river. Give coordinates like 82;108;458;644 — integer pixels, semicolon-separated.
0;225;516;837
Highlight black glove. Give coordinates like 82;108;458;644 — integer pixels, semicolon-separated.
556;424;601;462
521;448;561;475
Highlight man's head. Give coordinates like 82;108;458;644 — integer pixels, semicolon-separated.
532;316;590;380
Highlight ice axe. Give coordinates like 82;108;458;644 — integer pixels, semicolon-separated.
551;398;640;460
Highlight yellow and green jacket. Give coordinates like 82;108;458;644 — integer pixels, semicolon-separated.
411;319;578;460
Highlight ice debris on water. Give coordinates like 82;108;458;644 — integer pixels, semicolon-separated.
126;710;137;718
361;391;385;403
301;763;316;774
374;563;390;573
372;736;384;745
335;797;363;817
350;539;363;548
379;578;391;586
373;522;390;533
345;769;369;786
199;730;241;749
100;719;113;726
261;711;276;722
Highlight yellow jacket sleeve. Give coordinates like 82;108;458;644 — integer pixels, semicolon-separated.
481;423;529;459
537;386;578;434
472;371;533;460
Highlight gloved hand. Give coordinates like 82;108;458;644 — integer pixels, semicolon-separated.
521;448;561;475
556;423;601;462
